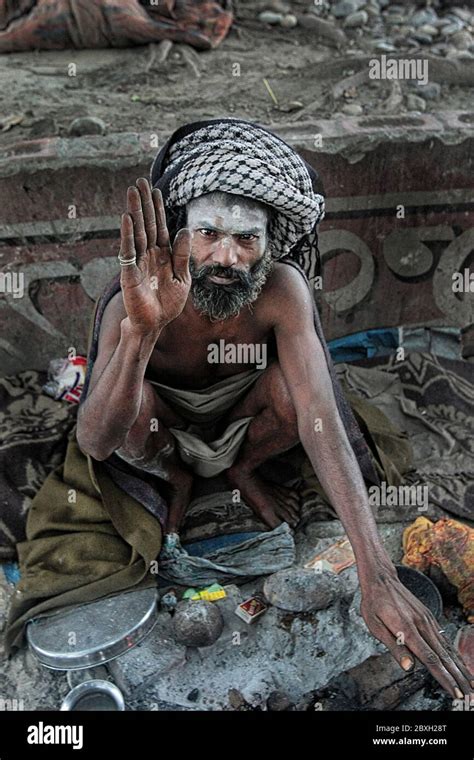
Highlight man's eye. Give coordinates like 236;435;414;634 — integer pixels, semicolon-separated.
238;233;257;242
199;228;217;237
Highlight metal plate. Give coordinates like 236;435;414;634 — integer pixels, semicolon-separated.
27;588;158;670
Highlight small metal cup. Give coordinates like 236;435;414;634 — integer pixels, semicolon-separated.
60;680;125;711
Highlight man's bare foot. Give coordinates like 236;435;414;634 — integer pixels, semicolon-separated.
165;470;193;534
227;466;300;529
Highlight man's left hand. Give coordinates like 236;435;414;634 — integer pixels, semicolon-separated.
360;569;474;699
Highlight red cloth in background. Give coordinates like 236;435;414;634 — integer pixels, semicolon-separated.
0;0;233;51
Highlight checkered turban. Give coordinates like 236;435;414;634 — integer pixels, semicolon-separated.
150;118;325;279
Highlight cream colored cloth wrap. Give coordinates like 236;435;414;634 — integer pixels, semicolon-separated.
148;369;262;478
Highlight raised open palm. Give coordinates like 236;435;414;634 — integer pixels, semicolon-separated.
119;177;191;336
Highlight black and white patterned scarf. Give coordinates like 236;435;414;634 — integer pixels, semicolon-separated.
150;118;325;279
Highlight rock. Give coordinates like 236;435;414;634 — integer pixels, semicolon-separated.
280;13;298;28
442;22;464;36
228;688;249;710
406;93;426;112
267;690;293;711
67;116;106;137
264;0;290;11
451;8;472;24
418;24;438;37
411;32;433;44
451;30;472;50
365;5;380;18
331;0;365;18
160;589;178;613
172;601;224;647
373;40;397;53
410;8;438;28
415;82;441;101
29;117;57;138
263;567;340;612
258;11;283;25
342;103;363;115
297;14;347;46
344;10;368;27
186;688;200;703
384;13;405;25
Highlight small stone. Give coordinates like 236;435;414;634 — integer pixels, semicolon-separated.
451;8;472;23
172;600;224;647
160;590;178;613
297;14;347;46
442;22;464;36
384;13;404;25
415;82;441;100
373;40;397;52
365;4;380;18
411;32;433;44
331;0;365;19
29;117;57;138
418;24;438;37
265;0;290;11
186;688;200;702
67;116;106;137
263;567;340;612
344;9;368;27
342;103;363;115
451;30;472;50
280;13;298;28
267;690;293;711
406;93;426;112
410;9;438;28
258;11;283;25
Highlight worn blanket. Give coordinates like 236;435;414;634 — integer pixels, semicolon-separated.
0;0;233;52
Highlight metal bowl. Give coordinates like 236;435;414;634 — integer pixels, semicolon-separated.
27;587;158;670
61;680;125;711
396;564;443;620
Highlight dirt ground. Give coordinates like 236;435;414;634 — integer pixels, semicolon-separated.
0;0;473;151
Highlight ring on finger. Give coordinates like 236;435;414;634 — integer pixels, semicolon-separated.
118;255;137;266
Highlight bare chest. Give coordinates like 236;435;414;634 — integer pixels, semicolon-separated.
145;310;274;388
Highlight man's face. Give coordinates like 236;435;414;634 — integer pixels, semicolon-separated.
185;192;274;321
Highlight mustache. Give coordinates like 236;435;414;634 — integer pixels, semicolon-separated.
189;262;254;289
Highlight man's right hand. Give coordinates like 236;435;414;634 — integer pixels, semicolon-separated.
119;178;191;338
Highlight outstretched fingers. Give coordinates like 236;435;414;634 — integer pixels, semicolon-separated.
119;213;141;285
127;185;147;261
152;188;171;250
136;178;157;249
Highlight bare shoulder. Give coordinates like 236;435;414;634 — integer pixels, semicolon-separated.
260;262;315;326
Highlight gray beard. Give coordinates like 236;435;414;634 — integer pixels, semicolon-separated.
189;248;274;322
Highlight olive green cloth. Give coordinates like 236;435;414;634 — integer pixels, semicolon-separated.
4;430;161;655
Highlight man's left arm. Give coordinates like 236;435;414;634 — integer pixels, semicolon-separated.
272;266;473;699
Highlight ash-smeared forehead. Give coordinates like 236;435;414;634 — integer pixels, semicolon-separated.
186;192;270;236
